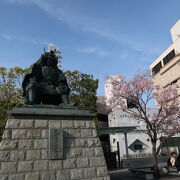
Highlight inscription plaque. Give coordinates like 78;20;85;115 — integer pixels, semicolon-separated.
49;128;63;159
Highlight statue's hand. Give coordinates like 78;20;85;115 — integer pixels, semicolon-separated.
27;78;39;88
56;84;68;94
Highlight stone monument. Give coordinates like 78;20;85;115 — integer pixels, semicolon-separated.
0;45;110;180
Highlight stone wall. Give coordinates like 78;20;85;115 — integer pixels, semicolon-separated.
0;108;110;180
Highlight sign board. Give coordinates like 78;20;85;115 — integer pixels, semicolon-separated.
49;128;63;159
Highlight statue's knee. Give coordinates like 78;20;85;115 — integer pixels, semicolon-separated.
26;84;37;92
25;82;39;104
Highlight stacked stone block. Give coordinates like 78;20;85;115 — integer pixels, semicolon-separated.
0;108;110;180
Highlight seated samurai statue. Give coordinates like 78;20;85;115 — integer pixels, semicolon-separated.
22;50;70;105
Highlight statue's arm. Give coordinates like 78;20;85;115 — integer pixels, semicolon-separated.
22;62;42;95
56;69;70;94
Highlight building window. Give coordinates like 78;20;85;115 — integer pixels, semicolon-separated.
128;139;148;153
164;79;178;88
163;49;175;65
171;79;177;84
152;61;162;75
134;144;143;150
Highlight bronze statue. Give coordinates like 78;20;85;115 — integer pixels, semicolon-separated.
22;50;71;106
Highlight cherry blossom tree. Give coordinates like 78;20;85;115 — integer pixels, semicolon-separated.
105;71;180;175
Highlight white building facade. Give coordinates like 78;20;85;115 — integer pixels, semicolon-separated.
108;109;155;159
150;19;180;101
108;108;180;159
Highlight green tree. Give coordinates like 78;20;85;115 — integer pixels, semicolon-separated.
0;67;99;140
65;70;99;113
0;66;28;140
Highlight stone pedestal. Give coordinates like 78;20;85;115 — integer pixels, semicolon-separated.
0;108;110;180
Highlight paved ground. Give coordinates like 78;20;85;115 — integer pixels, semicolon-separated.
109;169;144;180
109;169;180;180
159;173;180;180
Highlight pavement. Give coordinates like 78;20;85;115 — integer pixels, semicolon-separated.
109;169;145;180
159;173;180;180
109;169;180;180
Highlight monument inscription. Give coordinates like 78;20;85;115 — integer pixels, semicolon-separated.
49;128;63;159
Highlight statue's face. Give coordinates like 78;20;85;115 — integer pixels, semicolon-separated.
46;58;57;67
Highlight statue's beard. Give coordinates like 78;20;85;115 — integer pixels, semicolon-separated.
46;60;57;67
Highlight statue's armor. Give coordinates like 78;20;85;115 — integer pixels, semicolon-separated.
41;66;61;86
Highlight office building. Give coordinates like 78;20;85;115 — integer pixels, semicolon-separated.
150;19;180;101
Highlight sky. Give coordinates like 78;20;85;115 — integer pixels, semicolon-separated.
0;0;180;96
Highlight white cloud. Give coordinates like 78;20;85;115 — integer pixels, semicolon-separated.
5;0;82;25
5;0;161;57
0;34;13;40
78;46;110;57
17;36;48;45
98;50;110;57
78;47;98;54
87;27;161;56
0;33;48;45
35;1;161;56
5;0;33;5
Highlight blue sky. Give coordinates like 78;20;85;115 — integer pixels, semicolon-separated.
0;0;179;96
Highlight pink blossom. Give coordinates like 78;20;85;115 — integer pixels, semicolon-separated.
105;71;180;137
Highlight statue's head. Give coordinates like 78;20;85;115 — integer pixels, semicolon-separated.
42;50;58;67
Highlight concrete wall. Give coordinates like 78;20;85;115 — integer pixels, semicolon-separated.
0;108;110;180
110;131;152;158
108;109;157;158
